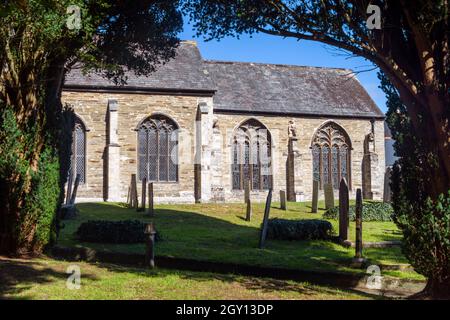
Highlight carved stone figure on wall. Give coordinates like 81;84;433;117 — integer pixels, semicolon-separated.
366;132;375;153
288;120;297;139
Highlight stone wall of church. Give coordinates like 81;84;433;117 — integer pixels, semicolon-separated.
211;113;385;202
62;90;385;204
62;90;212;203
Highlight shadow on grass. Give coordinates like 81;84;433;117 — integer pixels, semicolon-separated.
57;203;408;278
96;261;384;300
0;257;97;299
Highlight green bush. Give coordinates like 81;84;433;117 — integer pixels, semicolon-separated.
0;106;61;253
323;201;394;221
76;220;161;244
267;219;333;241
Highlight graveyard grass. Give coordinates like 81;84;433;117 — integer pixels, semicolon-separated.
58;201;425;281
0;256;377;300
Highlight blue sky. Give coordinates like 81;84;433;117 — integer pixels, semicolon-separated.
179;19;387;113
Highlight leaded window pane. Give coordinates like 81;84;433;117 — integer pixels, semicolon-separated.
138;128;148;181
332;146;339;189
243;141;251;184
252;142;260;190
138;115;178;183
312;145;320;184
159;129;168;181
311;122;351;190
322;146;330;186
340;145;348;183
168;131;178;182
69;119;86;184
231;120;272;190
232;140;241;190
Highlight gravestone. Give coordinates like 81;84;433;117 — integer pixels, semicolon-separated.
244;179;252;221
280;190;287;211
311;180;319;213
144;222;156;269
130;174;138;209
139;178;147;212
69;174;81;205
352;188;366;266
383;167;392;203
259;189;273;249
324;183;335;210
148;182;154;216
65;174;73;205
338;178;349;241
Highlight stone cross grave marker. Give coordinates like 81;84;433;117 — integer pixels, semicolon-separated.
139;177;147;212
245;179;252;221
280;190;287;211
148;182;154;216
339;178;349;241
312;180;319;213
324;183;335;210
259;189;273;249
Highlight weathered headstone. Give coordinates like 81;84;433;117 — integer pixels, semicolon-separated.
66;174;73;205
383;167;392;203
144;222;156;269
148;182;154;216
259;189;273;249
69;174;81;205
130;174;138;209
126;186;131;207
138;178;147;212
280;190;287;211
352;188;366;266
339;178;349;241
324;183;335;210
244;179;252;221
311;180;319;213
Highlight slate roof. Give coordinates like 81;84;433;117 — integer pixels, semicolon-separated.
64;41;215;93
205;60;384;118
64;41;384;119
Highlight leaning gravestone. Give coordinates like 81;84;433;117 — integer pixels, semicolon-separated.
244;179;252;221
324;183;335;210
65;174;73;205
259;189;273;249
338;178;349;241
280;190;287;211
69;174;81;205
311;180;319;213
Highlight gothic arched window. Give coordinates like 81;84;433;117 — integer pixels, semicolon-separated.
232;119;272;190
138;115;178;182
69;117;86;184
311;122;351;190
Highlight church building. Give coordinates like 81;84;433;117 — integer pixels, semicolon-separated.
62;41;385;203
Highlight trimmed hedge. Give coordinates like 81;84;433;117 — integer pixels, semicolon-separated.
267;219;334;241
323;201;394;221
76;220;161;244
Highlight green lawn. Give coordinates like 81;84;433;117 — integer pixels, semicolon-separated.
0;257;377;300
58;201;424;281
